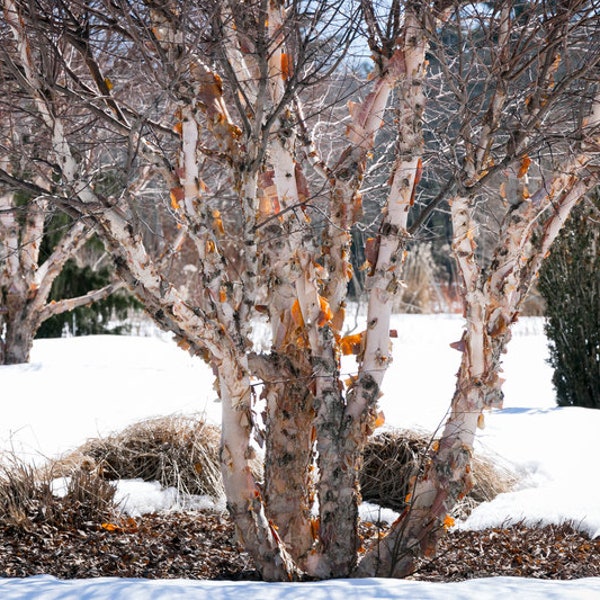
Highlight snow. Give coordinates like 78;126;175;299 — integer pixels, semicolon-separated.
0;575;598;600
1;314;599;598
51;477;225;517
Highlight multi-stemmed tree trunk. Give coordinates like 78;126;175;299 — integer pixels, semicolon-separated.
2;0;599;580
358;3;600;576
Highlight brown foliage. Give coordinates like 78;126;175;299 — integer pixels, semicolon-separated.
360;429;517;517
55;416;224;500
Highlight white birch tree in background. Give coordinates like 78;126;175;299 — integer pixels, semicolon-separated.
1;0;599;580
0;145;123;364
0;185;123;364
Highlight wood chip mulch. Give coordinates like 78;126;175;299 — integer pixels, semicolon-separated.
0;510;597;582
412;523;600;581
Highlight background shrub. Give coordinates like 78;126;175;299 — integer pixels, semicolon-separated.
538;193;600;409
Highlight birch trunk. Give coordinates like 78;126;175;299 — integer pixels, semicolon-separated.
356;98;600;578
2;306;33;365
242;2;321;568
0;183;99;364
357;194;487;578
0;187;43;363
0;187;25;364
312;8;428;578
219;353;299;581
262;359;315;566
322;61;400;325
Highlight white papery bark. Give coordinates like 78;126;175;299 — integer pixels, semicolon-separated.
219;352;300;582
357;87;600;578
322;51;403;326
6;0;599;582
0;159;105;363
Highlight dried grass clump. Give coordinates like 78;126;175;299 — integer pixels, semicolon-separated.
360;429;517;517
56;415;224;500
394;243;443;314
0;456;116;531
360;429;427;511
52;421;513;519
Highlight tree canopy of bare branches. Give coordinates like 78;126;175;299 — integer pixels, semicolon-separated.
1;0;599;580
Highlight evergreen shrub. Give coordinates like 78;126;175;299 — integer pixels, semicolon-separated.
538;195;600;409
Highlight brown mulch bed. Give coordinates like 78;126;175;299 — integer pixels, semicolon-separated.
412;523;600;581
0;509;598;582
0;511;258;580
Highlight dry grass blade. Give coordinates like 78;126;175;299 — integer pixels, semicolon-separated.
360;429;517;517
55;415;224;501
0;459;52;530
0;454;117;531
61;470;118;525
360;429;425;512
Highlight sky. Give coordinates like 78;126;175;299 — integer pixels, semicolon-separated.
0;313;599;599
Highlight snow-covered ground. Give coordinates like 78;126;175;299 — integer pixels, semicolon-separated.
1;314;599;599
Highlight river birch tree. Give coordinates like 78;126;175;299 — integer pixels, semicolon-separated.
1;0;599;580
0;163;123;364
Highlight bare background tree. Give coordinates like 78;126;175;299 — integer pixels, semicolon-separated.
0;139;124;364
1;0;599;580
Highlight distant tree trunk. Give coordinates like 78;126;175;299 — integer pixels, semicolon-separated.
3;307;32;365
0;5;126;364
0;187;121;364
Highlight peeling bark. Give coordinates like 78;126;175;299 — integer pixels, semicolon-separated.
262;356;315;565
322;48;404;324
218;353;300;581
352;8;429;577
356;87;600;578
5;0;600;582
